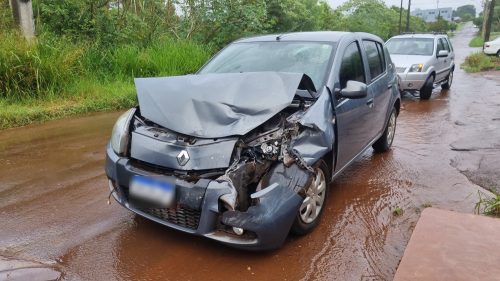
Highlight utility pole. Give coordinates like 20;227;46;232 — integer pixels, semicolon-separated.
483;0;496;42
406;0;411;32
10;0;35;40
399;0;403;33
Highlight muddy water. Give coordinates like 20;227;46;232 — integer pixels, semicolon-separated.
1;22;499;281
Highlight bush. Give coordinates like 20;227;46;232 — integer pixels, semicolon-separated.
461;52;500;73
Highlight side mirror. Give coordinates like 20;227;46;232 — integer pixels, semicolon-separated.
437;50;449;57
339;80;368;99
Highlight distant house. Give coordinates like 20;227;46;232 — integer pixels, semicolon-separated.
412;8;453;22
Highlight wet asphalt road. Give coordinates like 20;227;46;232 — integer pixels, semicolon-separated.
1;22;500;281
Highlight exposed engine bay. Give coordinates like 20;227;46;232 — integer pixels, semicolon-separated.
129;92;318;213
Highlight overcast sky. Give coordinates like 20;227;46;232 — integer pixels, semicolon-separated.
328;0;485;14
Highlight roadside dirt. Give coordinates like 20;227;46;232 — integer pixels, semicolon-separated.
0;22;498;280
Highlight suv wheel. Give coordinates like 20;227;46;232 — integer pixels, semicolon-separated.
420;75;434;100
441;70;453;90
291;160;329;235
372;107;397;153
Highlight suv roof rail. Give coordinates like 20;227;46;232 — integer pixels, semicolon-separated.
399;31;448;36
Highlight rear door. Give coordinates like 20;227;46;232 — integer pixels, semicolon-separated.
435;38;448;81
334;40;375;171
440;37;454;75
362;39;392;137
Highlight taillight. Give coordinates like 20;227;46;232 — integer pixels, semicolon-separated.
485;44;490;48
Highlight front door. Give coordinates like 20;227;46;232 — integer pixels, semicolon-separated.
335;41;375;171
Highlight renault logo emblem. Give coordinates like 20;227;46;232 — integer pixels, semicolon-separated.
177;150;190;166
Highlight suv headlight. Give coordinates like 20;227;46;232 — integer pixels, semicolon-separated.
409;64;424;72
110;108;136;155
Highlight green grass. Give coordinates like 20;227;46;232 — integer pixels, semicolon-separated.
469;36;484;47
469;32;500;47
475;191;500;218
461;52;500;73
422;202;432;208
392;206;403;216
0;32;211;129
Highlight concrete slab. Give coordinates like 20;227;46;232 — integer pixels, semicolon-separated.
394;208;500;281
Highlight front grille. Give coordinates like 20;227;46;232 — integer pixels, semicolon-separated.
396;67;407;73
141;206;201;230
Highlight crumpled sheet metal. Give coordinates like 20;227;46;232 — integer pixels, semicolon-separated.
291;89;335;165
135;72;308;138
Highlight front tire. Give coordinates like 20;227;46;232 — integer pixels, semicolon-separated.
420;75;434;100
291;160;329;235
372;108;397;153
441;70;453;90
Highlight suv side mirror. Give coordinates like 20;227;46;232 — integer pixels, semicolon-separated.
437;50;449;57
339;80;368;99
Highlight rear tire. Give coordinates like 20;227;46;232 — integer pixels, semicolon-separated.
420;75;434;100
291;160;329;235
372;108;397;153
441;70;453;90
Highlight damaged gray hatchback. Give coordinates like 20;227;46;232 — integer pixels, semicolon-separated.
105;32;401;250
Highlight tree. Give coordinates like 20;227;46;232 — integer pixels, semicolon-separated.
455;4;476;21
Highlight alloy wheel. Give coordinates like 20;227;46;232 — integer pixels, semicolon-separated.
299;168;327;224
387;111;396;147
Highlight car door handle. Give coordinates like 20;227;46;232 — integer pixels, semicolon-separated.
387;83;393;89
366;98;374;108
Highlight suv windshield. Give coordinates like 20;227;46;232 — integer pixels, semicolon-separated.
386;38;434;56
199;42;335;89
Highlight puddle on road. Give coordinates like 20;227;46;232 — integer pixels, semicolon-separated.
0;23;498;281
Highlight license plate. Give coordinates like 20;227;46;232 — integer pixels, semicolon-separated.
129;176;175;207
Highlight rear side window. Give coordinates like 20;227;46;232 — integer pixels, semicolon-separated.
363;40;384;81
339;42;365;89
376;42;386;72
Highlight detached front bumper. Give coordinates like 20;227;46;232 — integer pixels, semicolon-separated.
105;144;302;250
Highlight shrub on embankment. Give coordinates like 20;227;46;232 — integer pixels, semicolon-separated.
461;52;500;73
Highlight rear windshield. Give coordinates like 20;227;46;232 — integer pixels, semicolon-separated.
386;38;434;56
199;42;335;89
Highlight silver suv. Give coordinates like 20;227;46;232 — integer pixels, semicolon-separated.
386;33;454;99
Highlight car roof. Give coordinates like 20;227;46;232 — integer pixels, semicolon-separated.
389;33;447;40
234;31;382;43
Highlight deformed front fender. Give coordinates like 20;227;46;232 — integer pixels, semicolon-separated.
290;89;335;166
221;183;303;250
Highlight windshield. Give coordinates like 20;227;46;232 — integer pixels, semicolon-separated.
199;42;335;89
386;38;434;56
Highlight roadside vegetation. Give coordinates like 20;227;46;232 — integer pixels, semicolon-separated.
475;191;500;218
469;32;500;47
461;52;500;73
463;4;500;72
0;0;457;129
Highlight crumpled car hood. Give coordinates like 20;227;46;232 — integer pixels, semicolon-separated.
135;72;310;138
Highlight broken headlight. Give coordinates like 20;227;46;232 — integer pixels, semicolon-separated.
110;108;136;156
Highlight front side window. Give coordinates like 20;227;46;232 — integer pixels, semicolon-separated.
339;42;365;89
440;38;450;52
363;40;384;80
199;41;335;89
386;38;435;56
436;39;445;53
